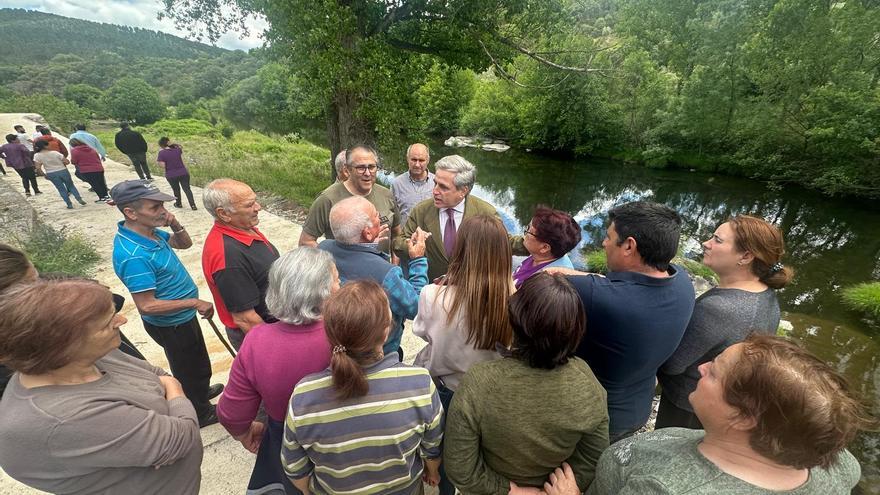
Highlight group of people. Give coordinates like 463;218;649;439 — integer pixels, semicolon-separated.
0;142;875;495
0;122;197;210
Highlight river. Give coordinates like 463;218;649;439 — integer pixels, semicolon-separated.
381;142;880;492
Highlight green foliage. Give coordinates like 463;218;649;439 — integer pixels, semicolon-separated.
459;74;520;138
583;250;608;274
146;118;219;138
103;77;165;124
0;93;90;133
416;64;476;134
678;258;718;282
0;8;225;64
841;282;880;318
222;63;310;135
63;84;105;115
22;224;100;276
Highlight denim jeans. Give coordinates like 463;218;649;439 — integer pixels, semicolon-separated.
45;169;83;206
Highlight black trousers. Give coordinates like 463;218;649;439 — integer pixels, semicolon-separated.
14;167;40;194
80;171;108;199
143;316;213;415
655;394;703;430
167;174;195;207
126;152;152;180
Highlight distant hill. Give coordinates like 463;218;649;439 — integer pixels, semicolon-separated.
0;8;228;65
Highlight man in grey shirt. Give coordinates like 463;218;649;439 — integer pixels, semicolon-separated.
391;143;434;224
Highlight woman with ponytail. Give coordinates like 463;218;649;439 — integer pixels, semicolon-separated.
281;280;444;495
657;215;794;429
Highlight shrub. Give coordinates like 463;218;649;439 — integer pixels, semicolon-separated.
23;224;100;277
145;119;219;138
584;249;608;274
841;282;880;318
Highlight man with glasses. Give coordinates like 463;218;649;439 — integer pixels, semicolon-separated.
299;146;400;254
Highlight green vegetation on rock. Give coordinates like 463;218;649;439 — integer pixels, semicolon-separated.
841;282;880;318
23;224;101;277
581;248;718;283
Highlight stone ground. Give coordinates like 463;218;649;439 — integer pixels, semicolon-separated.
0;113;431;494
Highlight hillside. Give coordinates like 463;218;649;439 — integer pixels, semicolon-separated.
0;8;228;64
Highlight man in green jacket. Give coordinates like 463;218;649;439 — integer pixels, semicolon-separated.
394;154;526;281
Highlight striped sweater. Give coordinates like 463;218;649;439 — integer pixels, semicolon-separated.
282;354;444;495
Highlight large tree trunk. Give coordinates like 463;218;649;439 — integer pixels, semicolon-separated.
325;88;373;183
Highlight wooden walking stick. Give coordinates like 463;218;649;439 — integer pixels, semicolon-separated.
205;317;236;358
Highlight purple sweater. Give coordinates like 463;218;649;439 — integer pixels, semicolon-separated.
157;147;189;178
217;320;331;436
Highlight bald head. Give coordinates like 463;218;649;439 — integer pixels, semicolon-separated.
330;196;379;244
406;143;430;181
334;150;349;183
203;178;261;230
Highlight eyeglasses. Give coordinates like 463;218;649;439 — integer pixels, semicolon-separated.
351;163;382;175
523;229;540;239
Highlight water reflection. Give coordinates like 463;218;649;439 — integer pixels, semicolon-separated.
384;143;880;491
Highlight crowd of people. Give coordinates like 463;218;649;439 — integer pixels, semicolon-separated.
0;122;195;209
0;137;876;495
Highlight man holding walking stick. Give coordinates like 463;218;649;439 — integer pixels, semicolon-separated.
110;180;224;428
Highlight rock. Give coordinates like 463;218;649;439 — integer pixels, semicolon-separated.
481;143;510;152
444;136;479;148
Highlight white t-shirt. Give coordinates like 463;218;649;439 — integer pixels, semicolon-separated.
34;150;67;173
16;133;33;151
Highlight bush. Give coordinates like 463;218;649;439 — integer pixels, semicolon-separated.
145;119;219;138
583;249;608;274
841;282;880;317
103;77;165;124
23;224;100;276
63;84;105;116
0;92;90;133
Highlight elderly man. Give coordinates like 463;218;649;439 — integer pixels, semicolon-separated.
391;143;434;224
69;123;107;160
394;155;526;282
202;178;279;351
560;201;695;442
110;180;222;427
319;196;430;360
299;146;400;254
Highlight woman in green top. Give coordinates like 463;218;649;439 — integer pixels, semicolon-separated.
588;335;876;494
444;272;610;495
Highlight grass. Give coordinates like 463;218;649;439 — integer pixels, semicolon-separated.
841;282;880;318
580;248;719;282
22;223;101;276
93;119;331;208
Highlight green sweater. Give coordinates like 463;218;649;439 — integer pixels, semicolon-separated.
445;356;609;494
587;428;861;494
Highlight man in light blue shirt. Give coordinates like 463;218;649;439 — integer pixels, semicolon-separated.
69;123;107;159
110;179;223;427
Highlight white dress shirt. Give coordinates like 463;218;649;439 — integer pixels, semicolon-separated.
438;197;466;245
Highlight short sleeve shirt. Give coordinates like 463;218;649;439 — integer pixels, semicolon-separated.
303;181;399;252
112;222;199;326
34;151;67;173
202;222;279;329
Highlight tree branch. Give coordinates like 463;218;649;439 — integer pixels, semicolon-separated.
479;40;574;89
493;35;614;74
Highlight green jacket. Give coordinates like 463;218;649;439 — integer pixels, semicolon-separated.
393;194;527;282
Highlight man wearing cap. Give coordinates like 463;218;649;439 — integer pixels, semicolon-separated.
111;180;223;428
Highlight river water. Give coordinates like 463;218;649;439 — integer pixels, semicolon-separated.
382;143;880;492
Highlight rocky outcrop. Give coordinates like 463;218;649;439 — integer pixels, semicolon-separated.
444;136;510;152
0;175;38;245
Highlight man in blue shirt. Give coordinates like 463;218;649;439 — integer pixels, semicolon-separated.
319;196;430;360
110;180;222;427
69;123;107;160
563;201;695;443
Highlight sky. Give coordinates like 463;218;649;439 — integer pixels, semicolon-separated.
2;0;267;51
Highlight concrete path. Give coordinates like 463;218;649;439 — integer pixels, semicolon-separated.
0;113;430;494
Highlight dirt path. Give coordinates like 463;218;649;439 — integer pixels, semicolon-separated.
0;113;429;494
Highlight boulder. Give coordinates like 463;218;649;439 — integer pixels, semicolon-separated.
481;143;510;152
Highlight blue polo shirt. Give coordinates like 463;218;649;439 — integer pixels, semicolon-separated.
568;265;695;435
113;221;199;327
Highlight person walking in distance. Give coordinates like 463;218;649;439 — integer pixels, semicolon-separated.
115;122;153;181
157;137;197;210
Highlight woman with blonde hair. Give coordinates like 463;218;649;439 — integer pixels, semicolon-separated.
281;280;444;494
658;214;794;429
412;214;514;494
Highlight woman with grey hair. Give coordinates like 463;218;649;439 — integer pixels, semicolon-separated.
217;247;339;495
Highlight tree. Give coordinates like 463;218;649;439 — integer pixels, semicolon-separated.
160;0;592;179
63;84;105;115
102;77;165;124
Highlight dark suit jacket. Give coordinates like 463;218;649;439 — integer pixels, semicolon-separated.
393;194;526;281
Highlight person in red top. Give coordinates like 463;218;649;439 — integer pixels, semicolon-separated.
201;179;279;350
34;128;68;158
70;138;110;202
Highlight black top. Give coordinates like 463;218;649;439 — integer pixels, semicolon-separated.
114;128;148;154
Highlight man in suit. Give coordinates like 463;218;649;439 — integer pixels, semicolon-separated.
394;155;526;281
